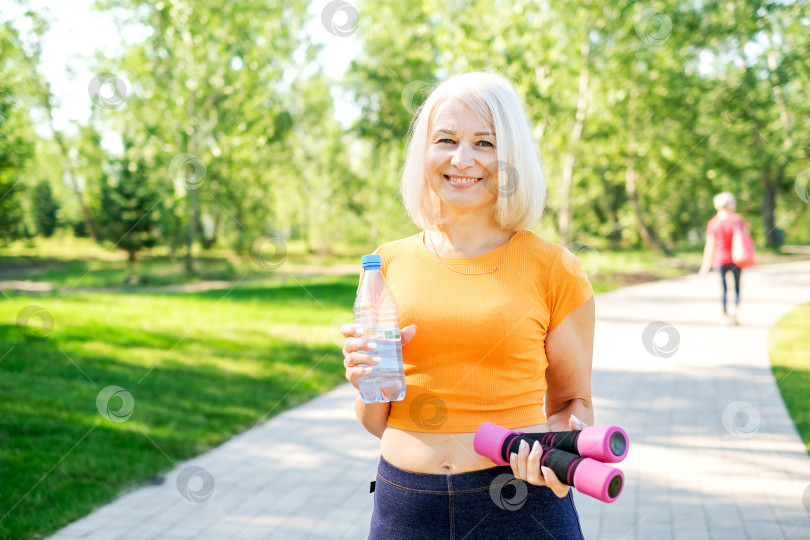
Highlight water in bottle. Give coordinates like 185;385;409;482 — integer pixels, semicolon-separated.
354;254;406;403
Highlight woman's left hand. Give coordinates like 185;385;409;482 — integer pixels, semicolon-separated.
509;415;586;498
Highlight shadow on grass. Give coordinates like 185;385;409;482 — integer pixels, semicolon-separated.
0;253;241;288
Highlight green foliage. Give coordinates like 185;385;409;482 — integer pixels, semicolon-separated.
92;0;311;266
31;180;59;237
6;0;807;253
97;157;159;261
0;20;39;243
344;0;809;249
343;0;439;244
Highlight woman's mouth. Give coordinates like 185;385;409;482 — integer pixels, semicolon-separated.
444;175;482;187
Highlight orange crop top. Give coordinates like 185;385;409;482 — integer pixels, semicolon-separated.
368;229;593;433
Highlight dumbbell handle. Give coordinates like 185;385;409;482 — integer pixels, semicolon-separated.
477;422;629;463
474;424;625;503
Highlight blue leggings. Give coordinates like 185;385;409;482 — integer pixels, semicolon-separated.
719;263;742;313
369;456;585;540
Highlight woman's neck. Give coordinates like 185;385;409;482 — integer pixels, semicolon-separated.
427;220;515;257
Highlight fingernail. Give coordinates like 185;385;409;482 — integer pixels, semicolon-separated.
541;466;550;476
363;367;373;375
371;356;381;364
510;453;517;461
519;440;528;451
367;341;377;350
355;326;364;336
532;441;540;452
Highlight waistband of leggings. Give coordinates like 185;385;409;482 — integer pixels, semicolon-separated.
377;455;516;493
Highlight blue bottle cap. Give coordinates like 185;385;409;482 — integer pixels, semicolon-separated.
361;254;381;269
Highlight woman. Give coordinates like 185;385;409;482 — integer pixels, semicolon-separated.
339;72;594;539
699;191;748;325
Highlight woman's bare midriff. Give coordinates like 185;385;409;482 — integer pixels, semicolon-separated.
380;423;550;474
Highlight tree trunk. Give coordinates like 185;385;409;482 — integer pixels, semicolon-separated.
625;158;672;255
184;28;197;276
753;130;779;248
185;179;197;274
43;90;99;241
760;165;778;247
559;41;590;245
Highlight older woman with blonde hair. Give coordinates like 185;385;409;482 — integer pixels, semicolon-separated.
339;72;594;539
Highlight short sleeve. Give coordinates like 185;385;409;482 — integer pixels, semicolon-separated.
706;217;717;237
548;247;594;330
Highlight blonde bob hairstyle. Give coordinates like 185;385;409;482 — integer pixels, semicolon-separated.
400;72;546;232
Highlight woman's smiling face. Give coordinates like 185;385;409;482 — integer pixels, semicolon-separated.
425;98;499;215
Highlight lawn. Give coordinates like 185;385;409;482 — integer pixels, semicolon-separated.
0;277;357;539
768;302;810;454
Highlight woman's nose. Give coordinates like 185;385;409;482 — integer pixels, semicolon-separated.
450;143;475;169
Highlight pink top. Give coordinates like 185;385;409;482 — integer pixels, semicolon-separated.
707;213;744;266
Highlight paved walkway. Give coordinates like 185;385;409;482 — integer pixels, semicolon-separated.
51;261;810;539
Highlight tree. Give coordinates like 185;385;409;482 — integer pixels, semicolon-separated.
343;0;440;245
31;180;59;237
94;0;309;273
98;157;159;263
0;19;39;243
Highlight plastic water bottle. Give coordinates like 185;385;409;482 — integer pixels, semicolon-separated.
354;254;406;403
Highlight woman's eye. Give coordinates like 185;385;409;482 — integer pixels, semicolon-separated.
438;138;455;144
478;140;494;147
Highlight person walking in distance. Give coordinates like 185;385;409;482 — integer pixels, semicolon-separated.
699;191;750;325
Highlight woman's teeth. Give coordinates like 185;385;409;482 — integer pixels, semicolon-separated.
445;176;480;183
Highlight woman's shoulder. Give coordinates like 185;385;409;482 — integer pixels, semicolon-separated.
517;231;589;275
375;232;422;259
519;230;571;258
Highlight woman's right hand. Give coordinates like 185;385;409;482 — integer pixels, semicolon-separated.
340;323;417;390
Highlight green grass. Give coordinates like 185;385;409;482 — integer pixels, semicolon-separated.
768;302;810;455
0;277;358;539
